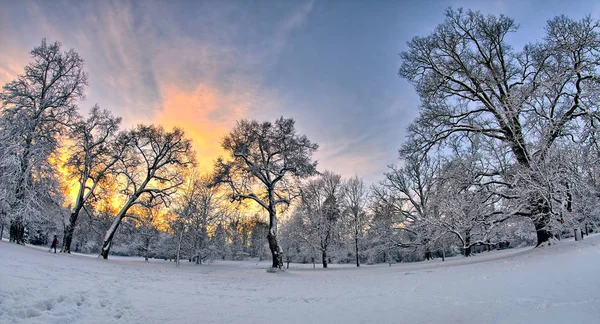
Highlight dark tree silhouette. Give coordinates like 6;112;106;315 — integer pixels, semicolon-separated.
213;117;318;269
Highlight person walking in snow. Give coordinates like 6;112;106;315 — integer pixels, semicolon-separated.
49;235;58;253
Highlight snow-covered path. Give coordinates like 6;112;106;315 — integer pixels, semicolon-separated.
1;235;599;324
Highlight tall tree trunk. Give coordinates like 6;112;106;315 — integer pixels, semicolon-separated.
9;187;27;245
100;195;138;259
565;182;573;212
464;231;471;257
534;218;552;247
197;219;207;265
144;236;150;262
62;209;81;253
9;222;14;243
195;244;201;265
531;216;552;246
266;206;283;269
100;214;125;259
322;249;328;268
62;183;87;253
267;231;283;269
510;136;555;247
355;237;360;267
176;229;183;268
533;199;552;246
10;150;31;246
0;211;5;240
9;221;14;243
10;218;25;244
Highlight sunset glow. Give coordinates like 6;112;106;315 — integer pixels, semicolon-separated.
155;85;243;173
2;0;599;184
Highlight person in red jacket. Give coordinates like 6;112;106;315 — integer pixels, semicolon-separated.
49;235;58;253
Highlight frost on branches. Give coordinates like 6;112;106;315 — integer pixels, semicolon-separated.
399;9;600;246
0;39;86;244
99;125;194;259
212;117;318;269
61;106;123;253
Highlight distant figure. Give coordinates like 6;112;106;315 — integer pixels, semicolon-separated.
50;235;58;253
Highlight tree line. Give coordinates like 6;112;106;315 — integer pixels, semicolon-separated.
1;8;599;269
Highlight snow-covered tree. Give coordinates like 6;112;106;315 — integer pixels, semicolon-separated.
211;222;228;260
171;172;221;264
373;151;439;251
248;214;270;259
0;39;87;244
294;171;343;268
61;106;123;253
342;175;370;267
130;205;162;261
99;125;194;259
212;117;318;269
399;8;600;246
365;193;410;263
430;155;508;256
366;185;431;261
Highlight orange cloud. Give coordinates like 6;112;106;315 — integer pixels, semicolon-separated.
155;84;247;174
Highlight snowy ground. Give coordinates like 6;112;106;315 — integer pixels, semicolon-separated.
1;236;599;324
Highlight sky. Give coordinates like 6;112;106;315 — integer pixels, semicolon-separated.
1;0;599;184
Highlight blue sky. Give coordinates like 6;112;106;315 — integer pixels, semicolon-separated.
1;0;598;183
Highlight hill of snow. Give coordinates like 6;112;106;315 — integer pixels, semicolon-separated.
1;235;599;323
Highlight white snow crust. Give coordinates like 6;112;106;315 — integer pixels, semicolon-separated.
1;235;599;323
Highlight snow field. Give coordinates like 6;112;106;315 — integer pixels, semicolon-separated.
1;235;599;324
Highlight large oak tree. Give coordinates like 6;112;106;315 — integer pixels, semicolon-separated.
62;106;123;253
100;125;194;259
213;117;318;269
399;9;600;245
0;39;86;244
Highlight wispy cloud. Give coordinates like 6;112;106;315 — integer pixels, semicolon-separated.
1;0;314;174
5;0;590;185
